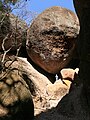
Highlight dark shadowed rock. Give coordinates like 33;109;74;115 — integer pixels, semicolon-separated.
73;0;90;113
0;56;34;120
34;83;90;120
56;83;90;120
0;12;28;53
52;1;90;120
26;6;80;74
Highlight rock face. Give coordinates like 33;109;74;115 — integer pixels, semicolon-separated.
0;54;72;117
73;0;90;113
34;84;90;120
0;55;34;120
73;0;90;88
51;1;90;120
56;83;90;120
26;6;80;74
0;12;28;53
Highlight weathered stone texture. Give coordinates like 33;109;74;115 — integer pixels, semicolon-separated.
0;55;34;120
26;6;79;74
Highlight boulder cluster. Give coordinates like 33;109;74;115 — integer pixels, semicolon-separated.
0;6;80;120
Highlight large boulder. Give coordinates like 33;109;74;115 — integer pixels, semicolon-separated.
26;6;80;74
0;12;28;53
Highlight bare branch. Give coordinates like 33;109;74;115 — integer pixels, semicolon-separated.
2;34;9;51
16;44;22;56
1;34;12;63
0;13;8;27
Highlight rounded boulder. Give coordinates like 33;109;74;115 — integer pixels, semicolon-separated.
26;6;80;74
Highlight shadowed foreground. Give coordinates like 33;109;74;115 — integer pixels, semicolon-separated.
35;83;90;120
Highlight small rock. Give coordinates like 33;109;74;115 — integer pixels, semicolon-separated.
60;68;79;81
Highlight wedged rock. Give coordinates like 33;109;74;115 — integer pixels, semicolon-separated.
0;12;28;53
26;6;80;74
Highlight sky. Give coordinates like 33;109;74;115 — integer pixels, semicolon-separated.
12;0;75;25
27;0;75;13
